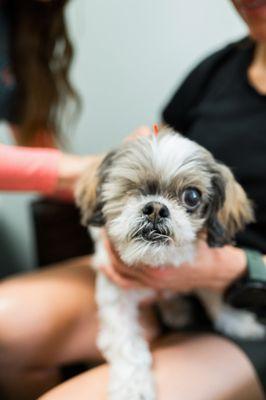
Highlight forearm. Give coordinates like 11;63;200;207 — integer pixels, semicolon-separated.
0;144;61;194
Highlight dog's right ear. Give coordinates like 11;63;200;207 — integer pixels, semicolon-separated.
75;151;116;227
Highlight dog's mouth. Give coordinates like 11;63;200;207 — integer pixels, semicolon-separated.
142;231;171;244
131;222;172;244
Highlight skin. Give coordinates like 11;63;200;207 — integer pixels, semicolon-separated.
56;125;149;195
0;258;159;400
1;4;266;400
9;125;103;199
57;153;102;195
0;258;99;400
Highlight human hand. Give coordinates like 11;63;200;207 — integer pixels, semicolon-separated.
57;154;103;196
125;126;152;142
101;236;247;293
56;125;152;197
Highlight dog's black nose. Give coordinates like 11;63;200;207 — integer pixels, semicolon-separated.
142;202;170;222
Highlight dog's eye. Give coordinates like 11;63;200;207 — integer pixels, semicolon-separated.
182;187;201;210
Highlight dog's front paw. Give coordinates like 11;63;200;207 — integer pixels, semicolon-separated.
109;370;156;400
215;306;266;340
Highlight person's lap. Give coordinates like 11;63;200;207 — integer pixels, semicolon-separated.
0;256;101;368
38;333;265;400
0;257;159;400
0;257;101;400
0;263;265;400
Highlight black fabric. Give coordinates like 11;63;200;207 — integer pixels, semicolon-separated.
163;38;266;254
162;37;266;392
0;220;23;278
31;198;94;267
232;338;266;393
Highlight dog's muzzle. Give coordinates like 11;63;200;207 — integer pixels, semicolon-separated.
133;201;172;243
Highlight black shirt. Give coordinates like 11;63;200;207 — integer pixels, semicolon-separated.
162;38;266;253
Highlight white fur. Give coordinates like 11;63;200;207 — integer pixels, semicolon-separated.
91;228;156;400
198;290;266;339
150;132;200;182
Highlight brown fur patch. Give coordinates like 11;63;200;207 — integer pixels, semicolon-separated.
75;156;104;225
217;164;254;237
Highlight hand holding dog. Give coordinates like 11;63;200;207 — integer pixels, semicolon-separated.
58;154;103;195
102;236;247;293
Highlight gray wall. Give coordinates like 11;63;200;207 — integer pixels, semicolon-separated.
0;0;246;273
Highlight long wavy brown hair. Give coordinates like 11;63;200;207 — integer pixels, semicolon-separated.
5;0;79;146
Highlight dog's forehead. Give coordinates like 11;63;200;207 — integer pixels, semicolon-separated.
150;133;202;177
109;132;211;185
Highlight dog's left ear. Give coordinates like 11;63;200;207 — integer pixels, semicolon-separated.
206;163;254;247
75;151;116;227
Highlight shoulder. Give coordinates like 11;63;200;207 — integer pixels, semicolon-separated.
182;37;251;87
162;37;252;131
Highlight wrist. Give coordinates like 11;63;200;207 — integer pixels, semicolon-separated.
57;154;93;193
224;249;266;314
57;154;77;191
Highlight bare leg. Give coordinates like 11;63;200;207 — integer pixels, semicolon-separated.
0;257;159;400
38;334;265;400
0;257;100;400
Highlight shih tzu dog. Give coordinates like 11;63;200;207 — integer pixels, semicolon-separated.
76;128;265;400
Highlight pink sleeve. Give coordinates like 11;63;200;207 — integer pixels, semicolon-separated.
0;144;62;194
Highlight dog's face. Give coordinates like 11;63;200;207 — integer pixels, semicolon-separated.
76;130;254;267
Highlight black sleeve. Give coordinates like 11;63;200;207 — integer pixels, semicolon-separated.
162;43;236;134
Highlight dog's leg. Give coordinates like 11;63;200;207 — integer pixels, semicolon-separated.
198;290;266;339
96;273;156;400
214;304;266;339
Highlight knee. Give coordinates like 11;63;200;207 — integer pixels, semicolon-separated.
0;281;23;344
0;280;43;364
0;275;97;367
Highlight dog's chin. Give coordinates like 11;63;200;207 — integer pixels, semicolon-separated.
117;235;196;268
131;222;173;244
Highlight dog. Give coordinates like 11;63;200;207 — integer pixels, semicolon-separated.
76;128;265;400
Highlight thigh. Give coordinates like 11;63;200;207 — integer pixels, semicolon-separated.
0;257;101;368
154;334;265;400
38;334;265;400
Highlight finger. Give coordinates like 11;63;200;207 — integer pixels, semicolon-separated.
99;263;131;288
102;232;167;287
107;260;163;290
99;264;144;289
111;265;168;288
113;264;153;283
101;235;147;287
124;126;152;142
